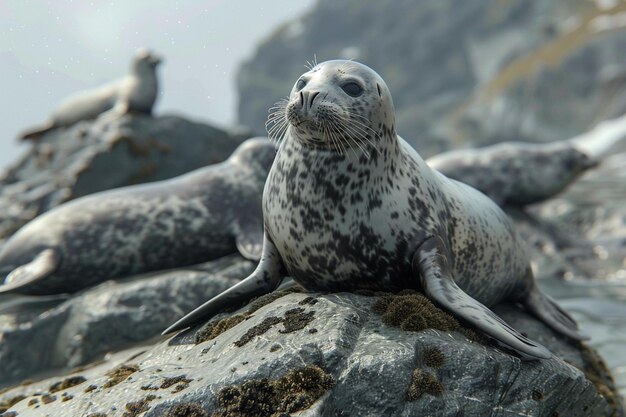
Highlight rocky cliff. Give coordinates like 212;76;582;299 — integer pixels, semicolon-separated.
237;0;626;156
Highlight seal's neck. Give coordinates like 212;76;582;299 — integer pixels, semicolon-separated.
285;120;400;162
279;128;401;179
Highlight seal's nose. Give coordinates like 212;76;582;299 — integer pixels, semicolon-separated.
299;90;321;113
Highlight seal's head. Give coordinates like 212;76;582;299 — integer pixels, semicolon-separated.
230;137;277;176
133;48;162;73
267;60;395;157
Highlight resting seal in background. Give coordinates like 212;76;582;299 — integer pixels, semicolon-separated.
0;138;275;296
427;114;626;206
20;49;162;141
164;60;587;359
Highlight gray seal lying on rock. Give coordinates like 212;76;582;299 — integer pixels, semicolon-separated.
164;60;586;360
20;48;162;141
0;138;275;296
427;114;626;206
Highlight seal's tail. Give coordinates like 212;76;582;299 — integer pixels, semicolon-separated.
523;286;589;341
570;114;626;160
20;122;54;141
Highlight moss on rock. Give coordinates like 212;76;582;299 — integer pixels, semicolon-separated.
122;395;157;417
194;288;304;345
49;375;87;393
103;364;140;388
213;365;334;417
195;314;248;345
161;402;209;417
0;395;26;413
577;343;622;416
422;347;445;368
406;368;444;401
373;290;487;344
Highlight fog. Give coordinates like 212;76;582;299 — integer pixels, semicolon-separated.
0;0;315;169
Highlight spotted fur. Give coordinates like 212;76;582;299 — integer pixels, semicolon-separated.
0;139;276;295
165;61;586;359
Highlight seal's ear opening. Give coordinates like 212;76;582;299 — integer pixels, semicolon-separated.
376;83;382;98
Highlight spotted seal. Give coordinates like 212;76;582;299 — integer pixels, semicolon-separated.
427;114;626;206
164;60;586;359
20;49;162;141
426;142;596;206
0;138;275;296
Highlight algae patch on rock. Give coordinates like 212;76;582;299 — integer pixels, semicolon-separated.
162;402;209;417
41;394;56;404
373;290;487;344
213;365;334;417
122;394;157;417
0;395;26;413
141;375;194;393
406;368;444;401
577;343;623;416
103;364;140;388
422;347;445;369
233;316;283;347
49;375;87;393
194;287;304;345
195;314;248;344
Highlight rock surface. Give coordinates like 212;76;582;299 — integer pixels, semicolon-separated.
1;5;626;410
0;291;622;417
0;255;255;388
0;115;624;413
237;0;626;156
0;113;248;240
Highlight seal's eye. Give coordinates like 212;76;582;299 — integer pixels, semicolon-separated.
295;79;306;91
342;82;363;97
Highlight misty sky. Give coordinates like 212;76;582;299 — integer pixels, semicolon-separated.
0;0;315;169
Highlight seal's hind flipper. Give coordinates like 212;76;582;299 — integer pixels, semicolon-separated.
234;215;264;261
413;236;552;360
0;249;59;294
163;232;285;335
524;286;589;341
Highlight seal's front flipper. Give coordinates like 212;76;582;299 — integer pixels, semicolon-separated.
162;232;285;335
413;236;552;360
0;249;59;295
234;214;264;261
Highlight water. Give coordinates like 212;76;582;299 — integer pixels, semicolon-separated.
537;152;626;403
541;278;626;400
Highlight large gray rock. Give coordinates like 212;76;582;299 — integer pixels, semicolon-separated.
0;255;255;388
0;113;249;240
0;291;622;417
237;0;626;156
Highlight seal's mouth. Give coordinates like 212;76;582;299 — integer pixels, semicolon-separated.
265;97;376;159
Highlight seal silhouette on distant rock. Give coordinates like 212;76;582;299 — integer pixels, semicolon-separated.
20;48;162;141
164;60;587;360
0;138;275;295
